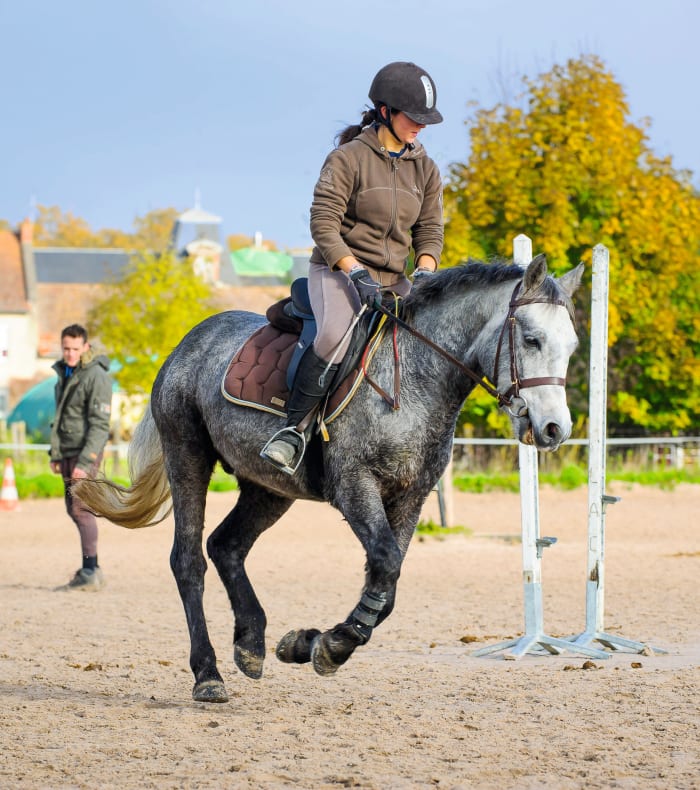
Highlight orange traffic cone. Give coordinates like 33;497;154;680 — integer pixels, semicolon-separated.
0;458;20;511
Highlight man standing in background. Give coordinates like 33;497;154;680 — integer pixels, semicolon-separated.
50;324;112;591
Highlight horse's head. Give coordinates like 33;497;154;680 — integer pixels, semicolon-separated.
491;255;584;451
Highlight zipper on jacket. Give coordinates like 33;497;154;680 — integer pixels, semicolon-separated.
382;158;399;269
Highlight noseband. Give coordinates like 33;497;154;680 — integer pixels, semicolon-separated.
375;278;570;413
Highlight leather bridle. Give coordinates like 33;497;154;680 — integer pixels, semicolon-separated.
492;281;569;406
373;279;570;414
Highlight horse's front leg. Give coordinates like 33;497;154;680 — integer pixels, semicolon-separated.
309;481;405;676
370;488;431;629
275;487;430;670
207;481;294;680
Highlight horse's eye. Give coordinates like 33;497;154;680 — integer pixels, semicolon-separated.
524;336;541;350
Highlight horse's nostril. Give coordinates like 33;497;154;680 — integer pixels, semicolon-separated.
545;423;562;444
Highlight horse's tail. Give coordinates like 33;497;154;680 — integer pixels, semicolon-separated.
73;402;173;529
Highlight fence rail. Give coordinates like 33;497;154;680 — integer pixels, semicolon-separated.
3;436;699;451
3;435;699;474
452;436;700;473
453;436;700;446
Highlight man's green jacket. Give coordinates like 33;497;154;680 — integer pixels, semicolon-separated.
50;349;112;472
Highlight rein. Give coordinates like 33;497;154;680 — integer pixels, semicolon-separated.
370;301;506;409
370;280;569;412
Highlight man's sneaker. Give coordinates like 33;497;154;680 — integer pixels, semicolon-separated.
60;567;105;592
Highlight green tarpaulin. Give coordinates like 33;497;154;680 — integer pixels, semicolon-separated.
230;247;294;277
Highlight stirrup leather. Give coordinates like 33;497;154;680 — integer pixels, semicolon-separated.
259;427;307;475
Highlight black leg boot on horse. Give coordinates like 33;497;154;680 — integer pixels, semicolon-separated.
260;347;338;474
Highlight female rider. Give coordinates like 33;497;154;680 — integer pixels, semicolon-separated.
261;61;444;473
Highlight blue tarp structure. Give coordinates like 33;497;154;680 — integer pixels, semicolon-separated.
230;247;294;278
7;378;56;441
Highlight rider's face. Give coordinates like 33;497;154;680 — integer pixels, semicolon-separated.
390;110;426;146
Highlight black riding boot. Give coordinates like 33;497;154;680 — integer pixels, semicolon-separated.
260;348;338;474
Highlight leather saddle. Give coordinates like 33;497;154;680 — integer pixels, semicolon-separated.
221;278;385;421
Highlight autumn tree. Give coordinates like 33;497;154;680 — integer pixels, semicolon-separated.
131;208;179;252
227;233;253;251
87;251;217;395
445;55;700;435
227;233;278;252
32;205;179;251
33;205;104;247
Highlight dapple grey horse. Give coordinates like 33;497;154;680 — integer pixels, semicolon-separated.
76;255;583;702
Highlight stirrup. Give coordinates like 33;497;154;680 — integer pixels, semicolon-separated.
260;427;307;475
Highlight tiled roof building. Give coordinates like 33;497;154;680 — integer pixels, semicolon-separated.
0;216;308;417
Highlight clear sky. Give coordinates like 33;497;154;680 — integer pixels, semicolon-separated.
2;0;698;250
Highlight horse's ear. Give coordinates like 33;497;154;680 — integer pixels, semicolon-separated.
522;254;547;295
558;262;585;297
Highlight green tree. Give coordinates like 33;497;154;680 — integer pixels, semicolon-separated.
445;54;700;434
87;251;217;395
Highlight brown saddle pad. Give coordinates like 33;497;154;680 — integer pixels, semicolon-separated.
221;322;386;422
221;325;296;416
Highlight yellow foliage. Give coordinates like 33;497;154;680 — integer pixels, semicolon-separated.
87;251;217;396
445;55;700;433
33;205;179;251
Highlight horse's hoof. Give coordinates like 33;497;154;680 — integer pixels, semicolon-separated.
310;633;340;677
276;630;305;663
276;629;320;664
234;645;264;679
192;679;229;703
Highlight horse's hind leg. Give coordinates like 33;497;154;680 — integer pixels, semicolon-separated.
166;442;226;702
206;480;294;679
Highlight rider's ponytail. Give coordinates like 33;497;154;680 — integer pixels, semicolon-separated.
335;108;380;147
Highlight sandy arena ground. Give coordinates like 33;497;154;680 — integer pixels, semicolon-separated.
1;483;698;789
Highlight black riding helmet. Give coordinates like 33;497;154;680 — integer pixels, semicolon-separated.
369;61;443;126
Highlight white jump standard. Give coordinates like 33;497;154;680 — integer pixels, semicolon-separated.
569;244;666;655
473;234;609;661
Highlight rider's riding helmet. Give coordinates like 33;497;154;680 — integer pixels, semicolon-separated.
369;61;443;126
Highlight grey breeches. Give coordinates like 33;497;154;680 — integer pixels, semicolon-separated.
307;262;411;363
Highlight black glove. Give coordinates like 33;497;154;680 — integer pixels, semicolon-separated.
349;267;382;308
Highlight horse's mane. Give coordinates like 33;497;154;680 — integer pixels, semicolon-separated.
402;259;574;321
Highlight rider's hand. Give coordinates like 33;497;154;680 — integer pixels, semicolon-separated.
349;267;382;308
